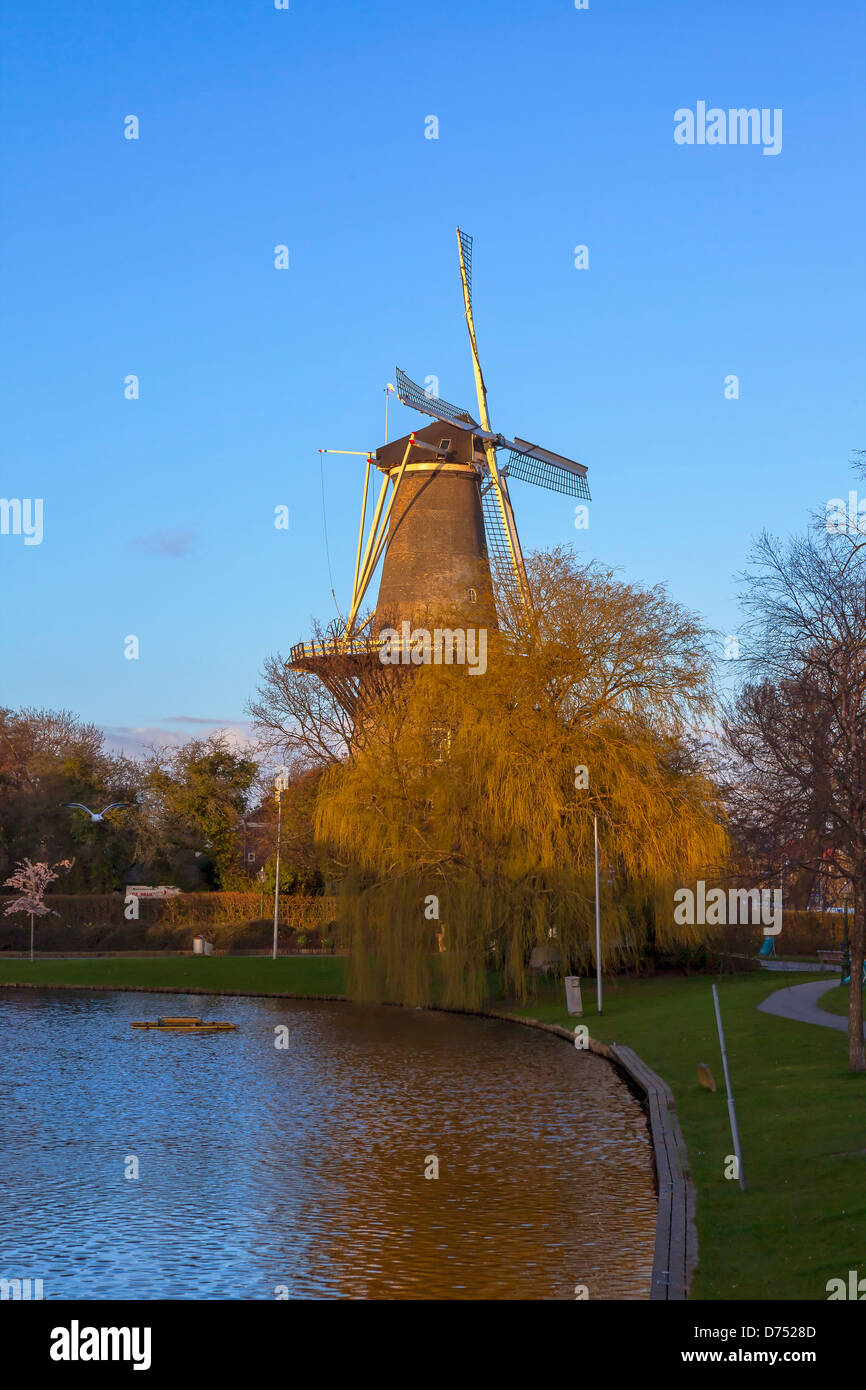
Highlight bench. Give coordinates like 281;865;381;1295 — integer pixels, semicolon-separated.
818;949;843;971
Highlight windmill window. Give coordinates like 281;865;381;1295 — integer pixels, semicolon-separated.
431;726;452;763
467;587;477;602
438;437;452;451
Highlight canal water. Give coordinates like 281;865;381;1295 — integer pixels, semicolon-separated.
0;990;656;1299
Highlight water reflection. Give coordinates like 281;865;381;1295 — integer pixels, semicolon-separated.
0;990;656;1299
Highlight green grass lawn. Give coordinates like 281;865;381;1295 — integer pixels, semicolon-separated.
0;954;348;996
1;956;863;1300
818;981;858;1017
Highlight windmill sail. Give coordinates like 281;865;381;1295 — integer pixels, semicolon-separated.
455;227;532;621
505;448;591;500
481;479;526;630
457;228;473;306
394;368;478;430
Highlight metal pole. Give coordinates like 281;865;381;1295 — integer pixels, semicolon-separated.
272;789;282;961
712;983;745;1191
351;456;372;620
594;815;602;1014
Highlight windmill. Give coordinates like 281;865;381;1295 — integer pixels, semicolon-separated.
289;228;590;697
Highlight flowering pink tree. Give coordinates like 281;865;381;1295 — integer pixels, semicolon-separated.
3;859;73;961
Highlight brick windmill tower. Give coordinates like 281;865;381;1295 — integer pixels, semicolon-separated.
289;229;591;708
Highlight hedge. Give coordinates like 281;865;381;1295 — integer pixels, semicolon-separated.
0;892;336;953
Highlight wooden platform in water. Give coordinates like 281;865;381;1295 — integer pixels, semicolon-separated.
130;1017;237;1033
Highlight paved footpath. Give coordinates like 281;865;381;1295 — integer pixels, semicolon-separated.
760;959;839;973
758;978;860;1034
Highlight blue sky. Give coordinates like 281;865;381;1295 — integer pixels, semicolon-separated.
2;0;864;754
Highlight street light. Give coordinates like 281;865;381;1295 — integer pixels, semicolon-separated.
272;769;290;960
593;814;603;1015
557;799;604;1012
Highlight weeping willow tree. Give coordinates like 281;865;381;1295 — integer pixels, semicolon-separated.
314;547;728;1007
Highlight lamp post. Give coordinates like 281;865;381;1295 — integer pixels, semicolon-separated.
272;770;289;961
593;814;603;1015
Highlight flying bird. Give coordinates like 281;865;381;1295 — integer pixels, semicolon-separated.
62;803;134;823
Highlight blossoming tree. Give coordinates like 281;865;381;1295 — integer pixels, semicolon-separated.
3;858;72;960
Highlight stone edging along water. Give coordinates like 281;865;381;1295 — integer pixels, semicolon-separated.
0;981;696;1300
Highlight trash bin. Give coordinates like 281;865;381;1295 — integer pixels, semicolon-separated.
564;976;583;1016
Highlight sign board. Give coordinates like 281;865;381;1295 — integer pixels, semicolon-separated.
126;885;182;899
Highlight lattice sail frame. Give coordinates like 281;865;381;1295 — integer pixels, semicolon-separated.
394;368;477;430
457;228;474;305
454;228;533;627
505;450;591;501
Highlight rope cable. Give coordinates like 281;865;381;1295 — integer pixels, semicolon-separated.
319;450;344;622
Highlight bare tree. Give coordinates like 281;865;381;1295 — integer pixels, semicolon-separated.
247;616;421;770
248;657;354;770
725;512;866;1070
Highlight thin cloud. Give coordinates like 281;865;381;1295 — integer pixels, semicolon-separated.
164;715;249;726
102;722;255;759
101;726;187;757
133;528;197;558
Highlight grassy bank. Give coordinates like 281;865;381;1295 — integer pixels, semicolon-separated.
1;956;861;1301
0;955;347;996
